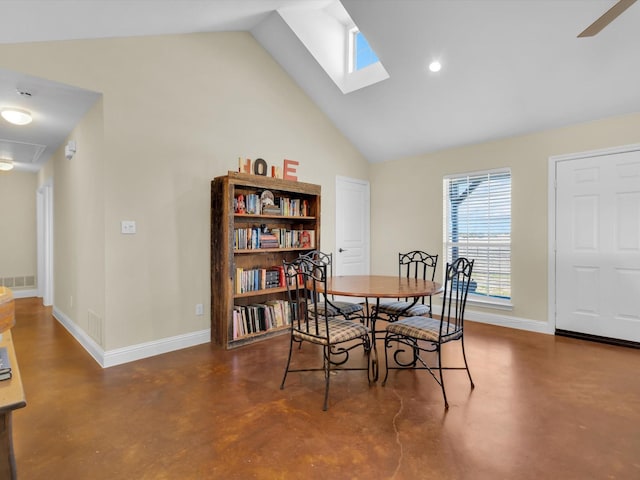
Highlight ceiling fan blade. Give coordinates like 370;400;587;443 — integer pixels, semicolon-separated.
578;0;636;37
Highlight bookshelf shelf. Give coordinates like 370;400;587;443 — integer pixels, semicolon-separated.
225;325;290;349
235;214;317;220
234;247;314;255
234;287;288;299
211;171;321;349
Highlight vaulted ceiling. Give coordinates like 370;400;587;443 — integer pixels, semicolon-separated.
1;0;639;168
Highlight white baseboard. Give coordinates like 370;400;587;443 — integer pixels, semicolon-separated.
52;306;211;368
465;307;554;335
102;328;211;368
53;306;105;366
50;304;549;368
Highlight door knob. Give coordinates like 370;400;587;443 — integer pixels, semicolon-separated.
339;248;348;253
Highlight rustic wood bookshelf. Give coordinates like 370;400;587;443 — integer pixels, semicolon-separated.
211;171;321;349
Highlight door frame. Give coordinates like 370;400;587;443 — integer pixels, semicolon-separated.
37;179;54;306
548;143;640;332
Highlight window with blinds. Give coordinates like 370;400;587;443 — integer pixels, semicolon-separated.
443;169;511;303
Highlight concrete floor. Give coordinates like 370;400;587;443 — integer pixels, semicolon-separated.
9;297;640;479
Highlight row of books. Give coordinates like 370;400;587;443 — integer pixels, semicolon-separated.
234;228;277;250
232;300;293;339
235;266;285;294
234;228;315;250
278;198;310;217
240;193;262;215
0;347;12;381
274;228;314;249
234;194;310;217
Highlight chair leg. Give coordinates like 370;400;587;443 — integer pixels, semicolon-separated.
370;339;379;383
323;346;330;411
381;333;390;386
280;335;295;390
410;338;419;367
365;335;374;384
461;336;475;389
437;346;449;410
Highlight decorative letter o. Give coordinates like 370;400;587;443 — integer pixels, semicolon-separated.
254;158;268;176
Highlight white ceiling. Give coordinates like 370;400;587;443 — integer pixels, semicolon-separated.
1;0;639;168
0;67;100;171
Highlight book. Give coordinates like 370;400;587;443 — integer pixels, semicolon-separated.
245;193;261;214
262;205;282;216
299;230;311;248
0;347;12;381
260;233;279;249
235;268;243;294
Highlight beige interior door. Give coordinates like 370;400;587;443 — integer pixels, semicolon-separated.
556;149;640;342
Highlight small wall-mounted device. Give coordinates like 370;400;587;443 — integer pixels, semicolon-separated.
121;220;136;234
65;141;76;160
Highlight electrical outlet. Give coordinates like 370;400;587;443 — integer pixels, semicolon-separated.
121;220;136;234
195;303;204;316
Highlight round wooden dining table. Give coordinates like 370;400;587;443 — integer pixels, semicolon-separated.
325;275;443;381
326;275;442;300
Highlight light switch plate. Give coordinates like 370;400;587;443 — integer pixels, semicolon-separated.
121;220;136;234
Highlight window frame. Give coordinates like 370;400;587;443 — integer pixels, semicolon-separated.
443;168;513;309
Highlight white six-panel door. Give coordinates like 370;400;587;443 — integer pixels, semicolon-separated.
555;149;640;342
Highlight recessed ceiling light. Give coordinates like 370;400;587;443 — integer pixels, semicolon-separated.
0;158;14;171
429;61;442;73
1;108;33;126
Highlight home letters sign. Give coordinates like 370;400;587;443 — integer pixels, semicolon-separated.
238;157;299;181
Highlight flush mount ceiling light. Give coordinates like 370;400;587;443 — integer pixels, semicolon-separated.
0;158;14;171
428;61;442;73
1;108;33;126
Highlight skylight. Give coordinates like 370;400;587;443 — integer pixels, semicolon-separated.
352;29;380;72
276;0;389;94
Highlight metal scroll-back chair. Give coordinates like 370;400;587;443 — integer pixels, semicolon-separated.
299;250;365;323
382;257;475;409
374;250;438;323
280;256;371;411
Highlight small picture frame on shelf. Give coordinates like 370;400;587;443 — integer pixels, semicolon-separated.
261;190;275;208
261;190;282;216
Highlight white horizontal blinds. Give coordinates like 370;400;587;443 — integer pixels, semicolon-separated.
444;169;511;300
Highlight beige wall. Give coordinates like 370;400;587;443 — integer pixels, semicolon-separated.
370;112;640;325
37;155;54;187
52;98;106;345
0;32;369;350
0;169;37;288
4;31;637;352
